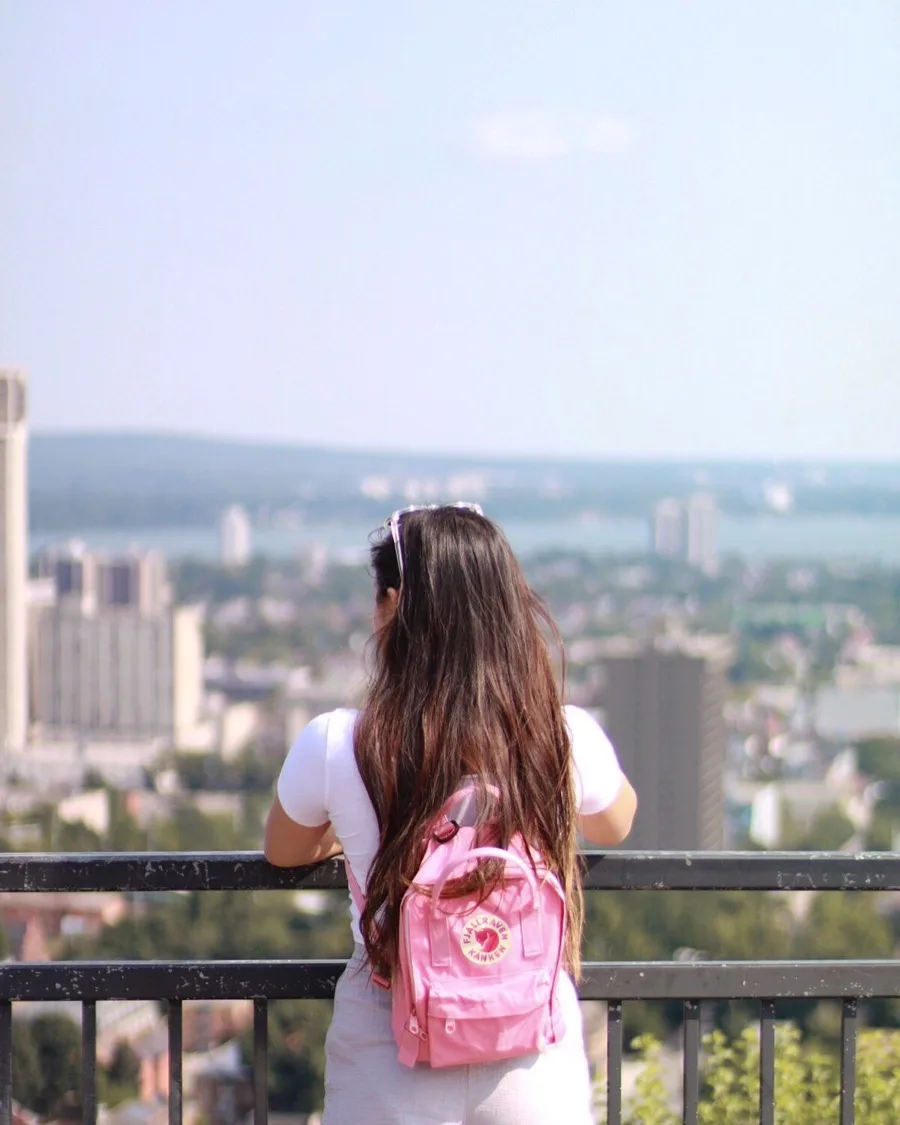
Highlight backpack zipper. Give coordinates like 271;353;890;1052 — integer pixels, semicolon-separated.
400;892;426;1045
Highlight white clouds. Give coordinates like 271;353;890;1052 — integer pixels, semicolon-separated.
472;111;633;161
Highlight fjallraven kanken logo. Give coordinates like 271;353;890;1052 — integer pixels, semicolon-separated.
460;912;511;964
347;784;568;1069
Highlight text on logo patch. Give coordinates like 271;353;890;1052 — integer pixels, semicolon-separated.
460;912;512;965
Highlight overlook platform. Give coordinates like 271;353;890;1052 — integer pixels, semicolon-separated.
1;851;899;1125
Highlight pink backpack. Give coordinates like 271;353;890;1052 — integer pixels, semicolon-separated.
347;786;568;1068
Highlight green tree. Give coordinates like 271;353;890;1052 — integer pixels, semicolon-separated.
615;1027;900;1124
242;1001;333;1113
101;1040;142;1107
855;737;900;784
792;892;893;961
779;804;855;851
13;1014;81;1116
11;1021;40;1110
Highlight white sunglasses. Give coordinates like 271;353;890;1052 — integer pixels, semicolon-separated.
384;502;485;581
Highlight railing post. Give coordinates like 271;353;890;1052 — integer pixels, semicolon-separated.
840;998;858;1125
0;1001;11;1125
682;1000;700;1125
82;1000;97;1125
168;999;183;1125
606;1001;623;1125
759;999;775;1125
254;999;269;1125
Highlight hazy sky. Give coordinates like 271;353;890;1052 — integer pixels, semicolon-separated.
2;2;899;460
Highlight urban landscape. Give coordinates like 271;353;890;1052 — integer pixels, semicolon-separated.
2;366;900;1120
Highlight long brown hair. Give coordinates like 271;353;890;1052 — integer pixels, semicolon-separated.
354;507;583;980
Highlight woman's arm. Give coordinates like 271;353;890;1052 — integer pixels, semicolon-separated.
264;795;344;867
579;777;638;847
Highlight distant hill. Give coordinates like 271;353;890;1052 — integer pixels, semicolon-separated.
31;431;900;491
26;432;900;532
27;431;726;498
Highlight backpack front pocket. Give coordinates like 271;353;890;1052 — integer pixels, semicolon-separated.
425;970;555;1068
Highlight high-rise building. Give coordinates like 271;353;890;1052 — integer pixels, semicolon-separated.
685;493;719;575
32;546;202;744
650;494;719;574
39;543;171;616
0;369;29;755
97;549;170;615
38;540;99;613
219;506;252;568
651;499;685;559
590;629;732;850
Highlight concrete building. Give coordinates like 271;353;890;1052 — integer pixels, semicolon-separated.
39;542;171;615
98;549;171;614
685;493;719;574
814;684;900;742
590;629;732;850
651;498;684;559
32;546;203;745
219;505;252;568
650;493;718;574
0;368;29;756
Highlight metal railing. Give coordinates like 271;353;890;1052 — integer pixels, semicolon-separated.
1;850;899;1125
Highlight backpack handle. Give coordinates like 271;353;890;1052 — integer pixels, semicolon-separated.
429;846;539;914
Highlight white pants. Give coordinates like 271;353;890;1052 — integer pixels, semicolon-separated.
322;947;595;1125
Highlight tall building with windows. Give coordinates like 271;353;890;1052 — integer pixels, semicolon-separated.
651;499;685;558
650;493;719;574
32;544;202;745
0;369;29;755
591;629;732;850
685;493;719;575
219;506;252;568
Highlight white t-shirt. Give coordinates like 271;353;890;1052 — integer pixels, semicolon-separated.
276;704;625;944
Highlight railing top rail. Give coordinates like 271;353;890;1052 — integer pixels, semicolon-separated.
1;851;900;893
1;959;898;1002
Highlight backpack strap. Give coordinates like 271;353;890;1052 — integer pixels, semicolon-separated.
346;860;366;913
345;862;392;989
433;781;501;828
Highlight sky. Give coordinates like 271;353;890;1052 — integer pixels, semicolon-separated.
1;1;899;461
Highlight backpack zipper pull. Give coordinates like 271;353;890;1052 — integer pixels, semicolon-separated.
407;1011;427;1040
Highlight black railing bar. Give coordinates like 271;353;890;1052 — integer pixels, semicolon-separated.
682;1000;700;1125
0;1000;11;1125
606;1000;623;1125
3;851;900;893
82;1000;97;1125
840;998;858;1125
759;999;776;1125
168;1000;183;1125
2;960;899;1002
253;999;268;1125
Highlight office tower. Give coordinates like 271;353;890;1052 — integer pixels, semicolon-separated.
0;369;29;755
219;505;252;568
97;549;170;615
591;630;732;850
38;540;99;613
32;547;202;744
685;493;718;575
651;499;685;559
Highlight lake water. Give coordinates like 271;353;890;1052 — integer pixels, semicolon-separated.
30;514;900;565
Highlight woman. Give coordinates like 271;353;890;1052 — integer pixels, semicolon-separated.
265;504;637;1125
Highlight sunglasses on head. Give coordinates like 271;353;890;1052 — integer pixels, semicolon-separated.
384;502;485;581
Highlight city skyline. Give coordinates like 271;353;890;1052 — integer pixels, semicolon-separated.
2;3;899;460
